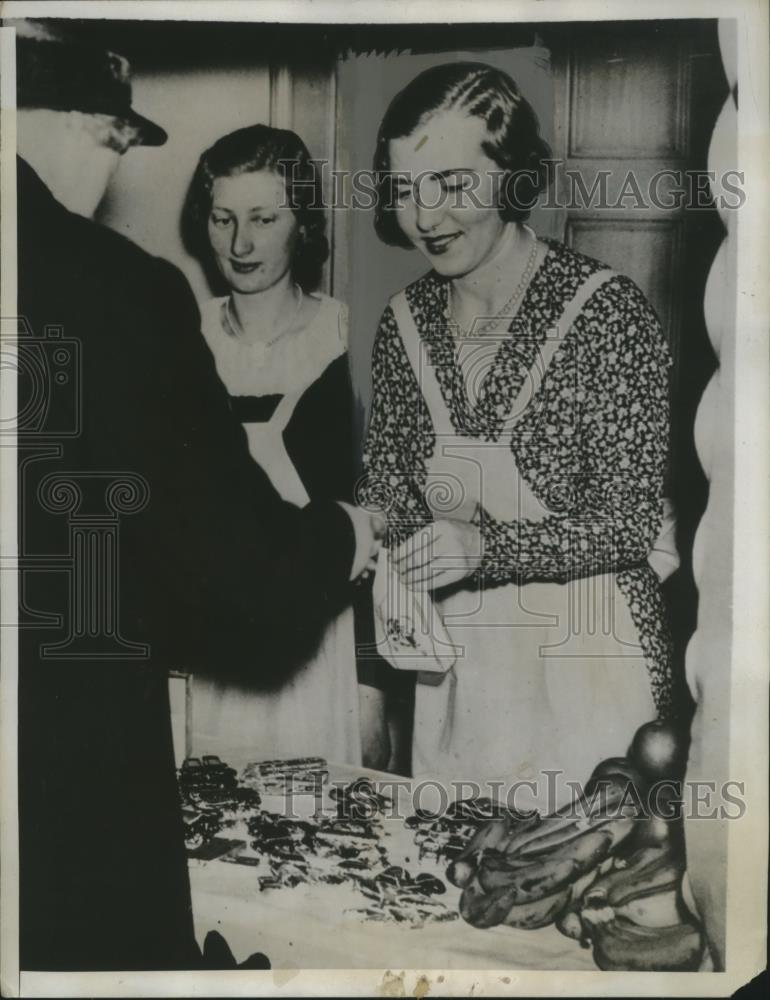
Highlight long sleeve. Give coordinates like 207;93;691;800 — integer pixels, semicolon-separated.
360;305;433;547
477;278;672;585
122;268;354;671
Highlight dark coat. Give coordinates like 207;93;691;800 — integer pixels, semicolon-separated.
16;158;356;970
227;351;389;689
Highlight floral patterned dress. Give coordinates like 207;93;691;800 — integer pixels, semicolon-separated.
362;238;674;800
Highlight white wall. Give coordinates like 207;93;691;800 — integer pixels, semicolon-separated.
97;66;271;307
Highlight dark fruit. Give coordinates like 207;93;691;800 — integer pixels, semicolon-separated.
628;721;688;781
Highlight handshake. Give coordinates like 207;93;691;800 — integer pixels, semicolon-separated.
338;508;484;593
337;502;387;583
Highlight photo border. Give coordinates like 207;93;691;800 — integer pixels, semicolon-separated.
1;1;767;997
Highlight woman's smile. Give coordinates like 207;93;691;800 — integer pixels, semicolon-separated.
230;259;262;273
389;110;506;278
422;232;462;255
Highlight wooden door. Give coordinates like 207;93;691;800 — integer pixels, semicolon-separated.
547;20;728;696
549;22;699;401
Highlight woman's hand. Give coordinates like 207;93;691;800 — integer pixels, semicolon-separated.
392;518;483;591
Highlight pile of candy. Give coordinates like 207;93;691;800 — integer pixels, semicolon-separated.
247;811;386;890
178;754;261;850
242;777;457;927
242;756;328;795
405;797;518;863
346;865;457;927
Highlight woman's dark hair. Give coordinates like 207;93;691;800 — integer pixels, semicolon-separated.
373;62;552;248
183;123;328;292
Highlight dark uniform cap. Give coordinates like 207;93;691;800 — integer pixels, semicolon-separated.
16;19;167;147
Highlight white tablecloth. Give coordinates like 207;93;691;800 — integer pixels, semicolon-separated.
189;759;597;971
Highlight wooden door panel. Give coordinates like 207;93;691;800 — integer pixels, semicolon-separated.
566;217;684;356
569;34;690;158
551;25;697;407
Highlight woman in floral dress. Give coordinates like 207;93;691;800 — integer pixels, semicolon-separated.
361;63;677;802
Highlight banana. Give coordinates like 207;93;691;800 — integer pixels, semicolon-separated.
614;888;680;928
451;764;683;943
447;813;538;888
590;914;703;972
502;814;576;857
502;781;634;858
517;812;635;858
460;880;521;929
518;826;623;898
459;877;508;930
581;777;641;819
543;824;621;872
502;886;571;929
555;907;585;941
513;818;592;858
449;817;513;867
583;846;683;910
462;877;572;931
568;866;600;903
477;851;566;894
571;845;702;968
469;817;514;853
587;757;647;793
478;826;618;900
446;858;476;889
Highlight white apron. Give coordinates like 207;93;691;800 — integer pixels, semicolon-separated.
192;352;361;766
391;272;658;805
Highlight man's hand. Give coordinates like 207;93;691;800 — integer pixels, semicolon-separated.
338;502;386;582
392;518;483;591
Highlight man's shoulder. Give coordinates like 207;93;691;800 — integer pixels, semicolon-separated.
19;162;187;296
77;211;186;290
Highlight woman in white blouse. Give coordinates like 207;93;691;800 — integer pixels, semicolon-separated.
184;124;373;765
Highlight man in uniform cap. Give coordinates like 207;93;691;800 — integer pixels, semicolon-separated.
14;20;381;971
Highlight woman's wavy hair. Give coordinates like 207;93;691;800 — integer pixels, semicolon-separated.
183;123;328;292
373;62;552;248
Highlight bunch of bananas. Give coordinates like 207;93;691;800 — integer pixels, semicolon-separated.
447;768;638;931
446;721;705;971
557;844;703;971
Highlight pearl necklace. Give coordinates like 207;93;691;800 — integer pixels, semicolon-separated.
446;226;538;340
222;284;304;357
